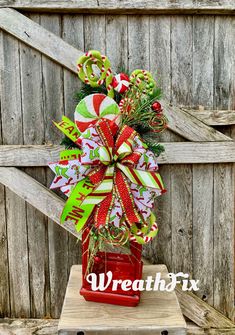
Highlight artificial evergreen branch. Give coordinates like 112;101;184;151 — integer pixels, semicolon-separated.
61;136;77;149
142;135;165;157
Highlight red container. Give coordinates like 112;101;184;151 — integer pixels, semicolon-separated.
80;228;143;306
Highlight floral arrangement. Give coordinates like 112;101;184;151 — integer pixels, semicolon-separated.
48;50;167;272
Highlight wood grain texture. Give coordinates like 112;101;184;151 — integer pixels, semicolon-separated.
187;324;235;335
58;265;186;335
175;286;235;329
192;16;214;307
0;32;30;318
62;14;84;120
20;13;50;318
0;8;83;73
213;16;235;320
148;15;172;266
0;144;61;166
106;15;128;72
0;319;234;335
187;109;235;126
0;30;10;318
84;14;106;53
161;100;232;142
40;14;69;319
0;167;79;238
1;0;235;14
213;163;235;319
192;165;214;304
171;16;193;277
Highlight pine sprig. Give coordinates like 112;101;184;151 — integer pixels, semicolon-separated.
74;84;107;104
61;136;77;149
74;83;123;104
120;86;167;135
142;135;165;157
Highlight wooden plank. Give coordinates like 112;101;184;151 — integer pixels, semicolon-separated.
192;16;214;307
148;15;172;267
84;14;106;52
192;166;214;302
1;0;235;14
161;100;232;142
187;322;235;335
58;265;186;334
0;8;83;73
62;14;84;269
40;14;69;319
175;286;235;329
186;109;235;126
106;15;128;72
0;167;79;239
171;15;193;277
213;16;235;319
0;30;10;318
1;142;235;165
0;144;61;166
213;163;235;318
1;319;235;335
0;319;58;335
128;15;149;71
62;14;84;120
19;14;50;318
0;32;30;318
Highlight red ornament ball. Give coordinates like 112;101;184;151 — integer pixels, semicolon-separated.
94;256;102;264
112;73;130;93
152;101;162;113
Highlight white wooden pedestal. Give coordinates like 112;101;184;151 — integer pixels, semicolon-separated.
58;265;186;335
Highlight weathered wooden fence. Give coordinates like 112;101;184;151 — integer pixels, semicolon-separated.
0;2;234;328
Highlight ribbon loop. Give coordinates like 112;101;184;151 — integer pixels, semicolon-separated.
49;118;165;244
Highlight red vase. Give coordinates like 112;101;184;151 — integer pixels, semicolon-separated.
80;228;143;306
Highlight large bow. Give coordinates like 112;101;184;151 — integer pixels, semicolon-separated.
49;119;165;243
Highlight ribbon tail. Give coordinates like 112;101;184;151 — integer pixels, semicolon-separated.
60;177;95;232
114;170;142;226
94;193;114;227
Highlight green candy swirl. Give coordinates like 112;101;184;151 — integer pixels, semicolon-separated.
130;69;156;95
77;50;114;98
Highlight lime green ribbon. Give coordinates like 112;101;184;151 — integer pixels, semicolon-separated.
54;116;81;143
60;178;94;231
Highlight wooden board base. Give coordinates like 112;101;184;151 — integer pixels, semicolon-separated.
58;264;186;335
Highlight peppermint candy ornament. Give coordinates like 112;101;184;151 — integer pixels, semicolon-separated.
75;93;121;132
112;73;130;93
